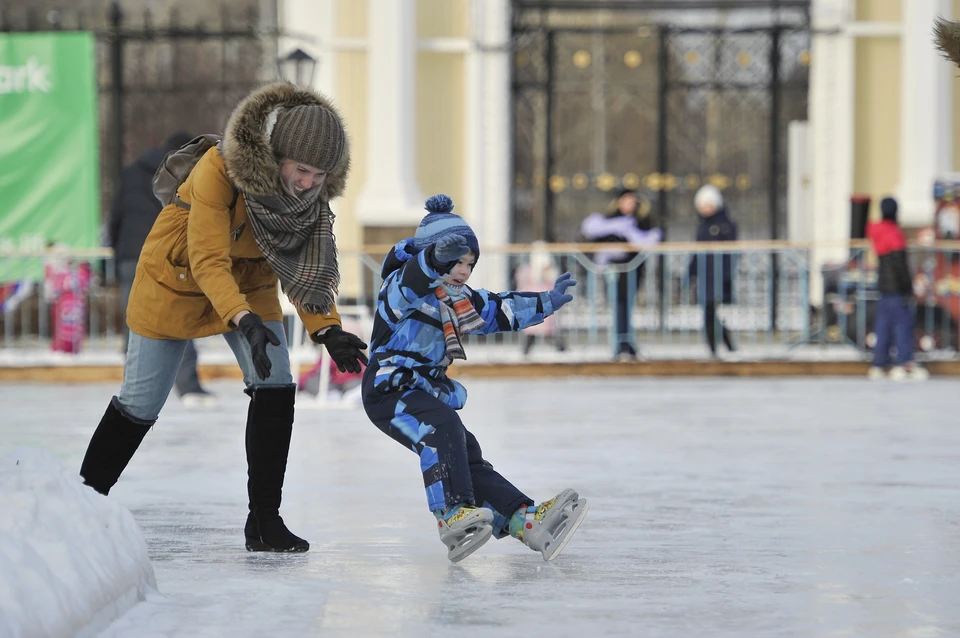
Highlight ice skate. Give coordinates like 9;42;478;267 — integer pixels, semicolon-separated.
867;366;886;381
889;364;928;381
615;342;640;363
436;505;494;563
180;389;219;408
518;489;589;561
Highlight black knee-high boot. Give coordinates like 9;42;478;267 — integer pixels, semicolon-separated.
79;397;154;495
243;384;309;552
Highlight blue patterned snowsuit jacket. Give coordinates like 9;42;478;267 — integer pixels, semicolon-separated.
363;239;556;409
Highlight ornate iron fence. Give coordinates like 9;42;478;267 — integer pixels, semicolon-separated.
0;1;278;218
511;0;811;243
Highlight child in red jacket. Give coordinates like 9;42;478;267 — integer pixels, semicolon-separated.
866;197;928;380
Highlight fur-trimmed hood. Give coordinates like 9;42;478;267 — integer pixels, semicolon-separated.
221;82;350;200
935;17;960;69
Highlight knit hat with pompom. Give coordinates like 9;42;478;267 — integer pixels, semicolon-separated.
412;194;480;259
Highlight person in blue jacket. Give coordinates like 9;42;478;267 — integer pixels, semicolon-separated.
361;194;590;563
689;185;738;357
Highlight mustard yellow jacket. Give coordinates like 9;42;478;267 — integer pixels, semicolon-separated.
126;83;350;341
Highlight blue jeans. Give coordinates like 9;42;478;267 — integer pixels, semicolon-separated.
118;322;291;422
118;258;204;396
872;295;914;367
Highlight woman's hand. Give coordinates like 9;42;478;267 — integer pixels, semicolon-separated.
237;313;281;380
316;327;369;374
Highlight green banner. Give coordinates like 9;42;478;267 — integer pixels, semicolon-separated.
0;32;100;280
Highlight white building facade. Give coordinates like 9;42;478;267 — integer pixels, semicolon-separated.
277;0;960;301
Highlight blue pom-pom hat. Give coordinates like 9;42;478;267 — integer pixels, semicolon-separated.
413;194;480;260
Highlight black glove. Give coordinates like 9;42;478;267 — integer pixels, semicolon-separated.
317;326;369;374
238;313;281;380
428;233;471;274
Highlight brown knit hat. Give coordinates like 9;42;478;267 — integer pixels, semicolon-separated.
270;104;346;172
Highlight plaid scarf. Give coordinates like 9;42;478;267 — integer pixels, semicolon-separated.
243;188;339;315
434;283;485;361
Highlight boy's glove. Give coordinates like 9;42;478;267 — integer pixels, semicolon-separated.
429;234;471;274
548;272;577;311
238;313;281;380
316;326;369;374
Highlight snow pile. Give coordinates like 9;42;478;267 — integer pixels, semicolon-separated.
0;448;156;638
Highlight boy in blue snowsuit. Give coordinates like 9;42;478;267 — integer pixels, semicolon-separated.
361;195;589;562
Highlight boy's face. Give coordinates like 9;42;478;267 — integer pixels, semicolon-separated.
444;251;477;286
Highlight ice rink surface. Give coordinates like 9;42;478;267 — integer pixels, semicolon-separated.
2;376;959;638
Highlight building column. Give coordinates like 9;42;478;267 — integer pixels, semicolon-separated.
808;0;855;306
897;0;953;227
355;0;425;226
464;0;484;251
464;0;511;291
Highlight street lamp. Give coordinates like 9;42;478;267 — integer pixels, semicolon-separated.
277;48;317;87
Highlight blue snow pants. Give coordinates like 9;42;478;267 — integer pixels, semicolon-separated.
361;369;531;537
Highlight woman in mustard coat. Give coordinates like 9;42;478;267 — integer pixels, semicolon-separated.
80;82;367;553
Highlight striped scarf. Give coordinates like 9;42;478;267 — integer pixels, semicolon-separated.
243;188;339;315
435;284;484;361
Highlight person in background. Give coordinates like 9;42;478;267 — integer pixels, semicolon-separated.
689;185;738;359
866;197;928;381
515;241;566;356
108;130;217;407
580;187;662;361
44;243;93;354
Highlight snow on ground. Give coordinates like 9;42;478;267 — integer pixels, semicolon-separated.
0;448;156;638
1;377;959;637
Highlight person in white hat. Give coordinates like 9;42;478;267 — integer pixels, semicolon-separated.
690;185;738;357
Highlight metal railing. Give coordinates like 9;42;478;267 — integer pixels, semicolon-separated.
0;248;119;354
342;241;813;361
2;242;958;363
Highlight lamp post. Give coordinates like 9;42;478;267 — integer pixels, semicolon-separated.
277;48;317;87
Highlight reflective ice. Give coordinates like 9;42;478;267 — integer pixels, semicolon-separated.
2;377;959;637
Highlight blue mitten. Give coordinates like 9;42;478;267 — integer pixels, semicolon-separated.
431;234;471;273
548;272;577;311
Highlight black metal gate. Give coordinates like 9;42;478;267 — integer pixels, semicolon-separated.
1;1;277;217
512;0;811;242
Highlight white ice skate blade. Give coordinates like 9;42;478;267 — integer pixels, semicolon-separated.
447;523;493;563
541;498;589;562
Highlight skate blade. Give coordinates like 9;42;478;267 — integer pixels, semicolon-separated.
447;523;494;563
541;498;589;562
